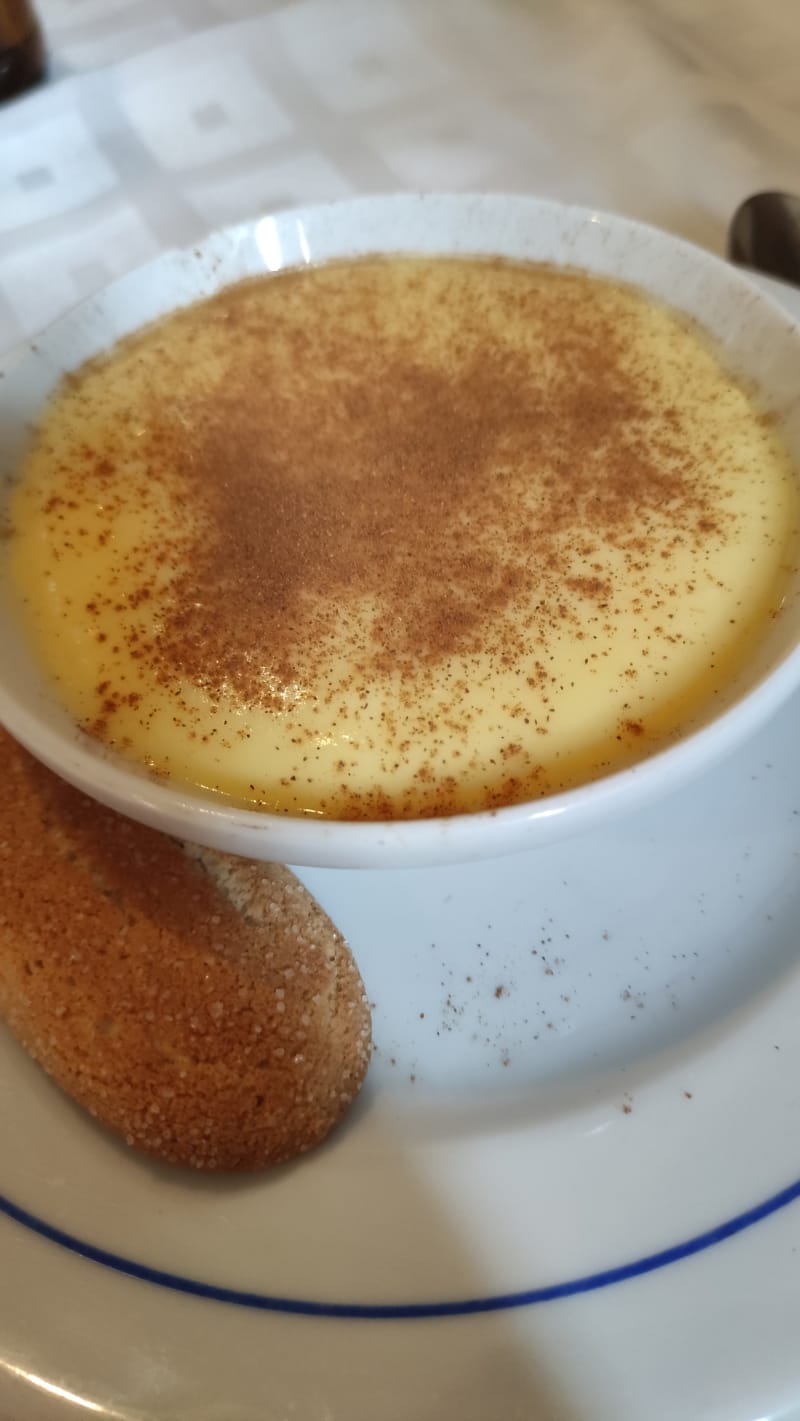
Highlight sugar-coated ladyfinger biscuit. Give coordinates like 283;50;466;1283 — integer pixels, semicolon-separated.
0;730;372;1170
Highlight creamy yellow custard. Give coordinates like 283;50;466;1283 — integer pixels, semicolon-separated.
6;257;799;819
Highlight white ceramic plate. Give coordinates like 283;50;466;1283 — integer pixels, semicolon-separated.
2;273;800;1421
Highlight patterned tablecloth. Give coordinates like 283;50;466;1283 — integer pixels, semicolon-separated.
0;0;798;363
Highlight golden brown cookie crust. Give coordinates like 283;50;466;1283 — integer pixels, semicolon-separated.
0;731;372;1170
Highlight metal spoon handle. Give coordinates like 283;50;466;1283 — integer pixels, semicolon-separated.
727;191;800;288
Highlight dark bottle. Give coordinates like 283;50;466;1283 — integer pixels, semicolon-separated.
0;0;45;103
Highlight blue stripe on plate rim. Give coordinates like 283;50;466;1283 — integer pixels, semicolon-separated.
2;1175;800;1318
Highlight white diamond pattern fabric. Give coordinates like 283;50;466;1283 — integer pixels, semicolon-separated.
0;0;798;362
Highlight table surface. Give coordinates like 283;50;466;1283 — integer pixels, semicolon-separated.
1;0;798;363
2;8;800;1421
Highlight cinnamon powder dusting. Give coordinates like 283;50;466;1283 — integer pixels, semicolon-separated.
8;256;798;818
130;274;721;696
